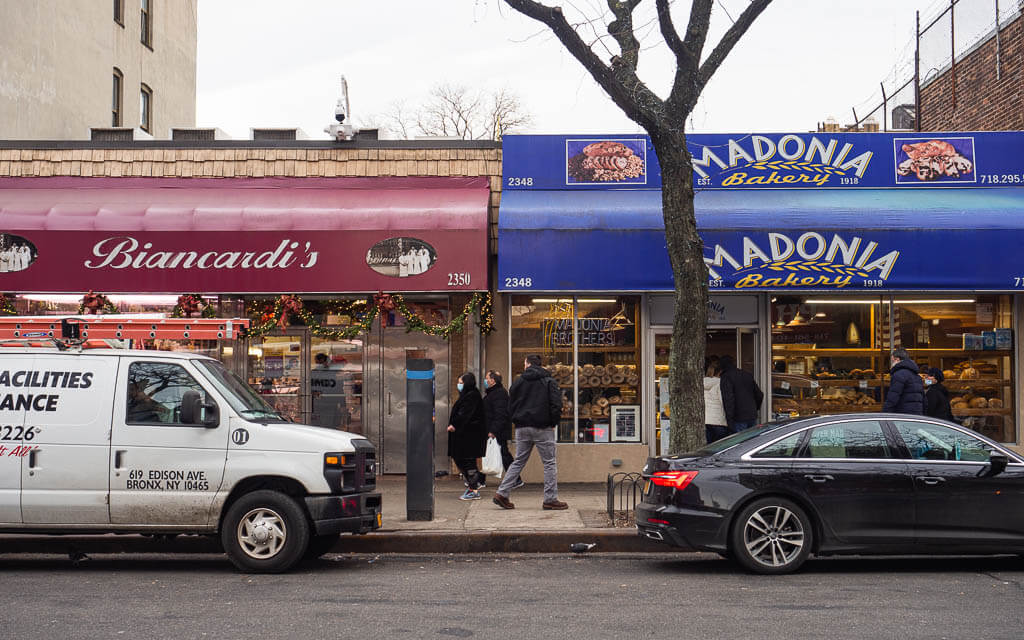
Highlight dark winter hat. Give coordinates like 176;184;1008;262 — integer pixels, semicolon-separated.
927;367;944;382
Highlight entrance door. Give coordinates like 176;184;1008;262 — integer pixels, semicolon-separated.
365;325;450;474
653;327;761;455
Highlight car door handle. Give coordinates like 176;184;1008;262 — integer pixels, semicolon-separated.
804;474;834;483
28;449;39;468
114;449;126;469
918;476;945;486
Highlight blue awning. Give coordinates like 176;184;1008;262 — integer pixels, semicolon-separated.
498;188;1024;292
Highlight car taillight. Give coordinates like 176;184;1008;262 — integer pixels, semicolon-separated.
650;470;698;490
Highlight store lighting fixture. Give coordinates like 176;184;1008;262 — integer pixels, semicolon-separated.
803;298;976;305
531;298;617;303
20;294;183;305
814;312;827;317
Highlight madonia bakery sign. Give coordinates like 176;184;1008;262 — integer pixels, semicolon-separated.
703;232;901;290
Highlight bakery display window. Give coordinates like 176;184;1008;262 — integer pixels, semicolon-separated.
894;295;1014;443
770;295;1016;444
509;295;641;443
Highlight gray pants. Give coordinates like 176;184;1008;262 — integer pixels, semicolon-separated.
496;426;558;502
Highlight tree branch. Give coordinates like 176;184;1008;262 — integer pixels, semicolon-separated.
697;0;773;90
504;0;665;130
606;0;642;71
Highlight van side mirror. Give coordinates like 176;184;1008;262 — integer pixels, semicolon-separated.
181;390;219;428
987;452;1009;476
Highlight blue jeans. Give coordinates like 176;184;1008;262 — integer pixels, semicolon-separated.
731;421;755;432
496;426;558;502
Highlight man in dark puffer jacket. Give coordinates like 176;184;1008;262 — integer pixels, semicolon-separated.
883;349;924;414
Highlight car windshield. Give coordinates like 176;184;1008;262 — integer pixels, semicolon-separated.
693;421;793;456
196;360;286;422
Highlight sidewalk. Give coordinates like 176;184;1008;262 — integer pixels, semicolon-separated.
342;474;665;553
0;474;668;557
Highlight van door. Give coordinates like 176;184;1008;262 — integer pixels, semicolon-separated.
21;353;117;525
109;359;228;526
0;354;33;525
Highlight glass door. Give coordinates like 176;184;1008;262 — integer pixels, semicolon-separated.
652;327;760;455
311;336;365;435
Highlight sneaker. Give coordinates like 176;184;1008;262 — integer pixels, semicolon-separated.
459;489;481;501
492;493;515;510
542;500;569;510
510;478;525;491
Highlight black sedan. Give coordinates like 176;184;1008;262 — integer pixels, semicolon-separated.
636;413;1024;574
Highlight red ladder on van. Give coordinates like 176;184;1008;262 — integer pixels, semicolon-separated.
0;316;250;341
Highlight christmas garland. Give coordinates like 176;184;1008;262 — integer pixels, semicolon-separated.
78;291;119;315
243;292;494;340
171;294;218;319
0;294;17;316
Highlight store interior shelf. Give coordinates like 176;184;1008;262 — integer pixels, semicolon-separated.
952;408;1013;417
772;347;1011;358
511;346;638;353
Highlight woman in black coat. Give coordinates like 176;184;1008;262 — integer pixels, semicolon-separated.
447;372;487;499
484;370;514;473
924;367;955;422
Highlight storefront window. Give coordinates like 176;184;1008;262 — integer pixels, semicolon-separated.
895;295;1014;443
14;294;221;356
770;295;1015;443
509;296;640;443
248;335;303;423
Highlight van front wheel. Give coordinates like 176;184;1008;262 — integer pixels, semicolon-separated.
221;490;310;573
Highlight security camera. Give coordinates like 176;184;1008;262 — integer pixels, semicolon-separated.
324;74;355;140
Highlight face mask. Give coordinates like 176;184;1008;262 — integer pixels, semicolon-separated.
925;379;934;386
457;383;464;392
483;379;491;389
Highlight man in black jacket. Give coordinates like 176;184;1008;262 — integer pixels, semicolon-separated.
484;370;519;485
883;349;925;415
492;355;567;511
719;355;763;432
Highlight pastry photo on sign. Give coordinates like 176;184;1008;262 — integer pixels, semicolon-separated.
894;136;976;184
566;139;646;185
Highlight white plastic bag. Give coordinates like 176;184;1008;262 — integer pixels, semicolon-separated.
482;437;503;478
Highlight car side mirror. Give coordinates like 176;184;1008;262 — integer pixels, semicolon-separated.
181;390;219;428
987;452;1009;476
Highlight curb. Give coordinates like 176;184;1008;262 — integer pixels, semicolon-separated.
343;529;670;553
0;529;671;556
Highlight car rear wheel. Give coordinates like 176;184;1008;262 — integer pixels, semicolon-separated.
221;490;310;574
730;497;812;575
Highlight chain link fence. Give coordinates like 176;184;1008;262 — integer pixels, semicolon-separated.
824;0;1023;132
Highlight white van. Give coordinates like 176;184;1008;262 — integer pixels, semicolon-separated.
0;346;381;573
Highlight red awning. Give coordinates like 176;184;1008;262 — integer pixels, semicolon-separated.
0;177;489;294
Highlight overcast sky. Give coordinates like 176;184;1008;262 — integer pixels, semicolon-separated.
197;0;956;139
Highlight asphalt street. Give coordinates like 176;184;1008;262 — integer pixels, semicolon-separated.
1;552;1023;639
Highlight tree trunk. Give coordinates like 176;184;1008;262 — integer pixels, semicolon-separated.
652;134;708;454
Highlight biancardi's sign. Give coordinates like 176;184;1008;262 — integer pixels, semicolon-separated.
502;131;1024;190
0;231;485;293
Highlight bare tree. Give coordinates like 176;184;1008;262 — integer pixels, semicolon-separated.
503;0;772;453
366;84;532;140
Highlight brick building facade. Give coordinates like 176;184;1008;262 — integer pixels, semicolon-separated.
919;9;1023;131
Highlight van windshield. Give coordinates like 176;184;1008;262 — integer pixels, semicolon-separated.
196;360;285;422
